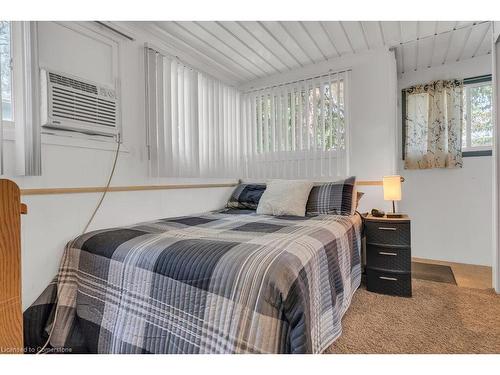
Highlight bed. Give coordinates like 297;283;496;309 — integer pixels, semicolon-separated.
24;208;362;354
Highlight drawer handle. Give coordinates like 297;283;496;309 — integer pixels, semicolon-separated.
378;227;397;231
378;251;397;256
379;276;398;281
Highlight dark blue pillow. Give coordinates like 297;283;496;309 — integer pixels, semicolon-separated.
227;184;266;210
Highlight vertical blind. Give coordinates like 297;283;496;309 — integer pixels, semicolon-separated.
145;45;350;179
198;74;241;177
241;71;349;179
145;46;240;178
145;48;199;177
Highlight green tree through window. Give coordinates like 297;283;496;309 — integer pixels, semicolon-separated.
462;82;492;150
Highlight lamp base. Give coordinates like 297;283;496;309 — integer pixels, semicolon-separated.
386;212;404;218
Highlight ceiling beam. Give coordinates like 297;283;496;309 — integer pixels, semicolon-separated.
441;22;458;65
339;21;356;54
236;21;294;71
172;21;260;80
378;21;386;47
359;21;370;50
214;22;282;75
394;46;403;77
195;21;270;77
414;22;420;71
319;21;340;58
257;22;305;68
457;25;473;62
276;22;315;66
299;21;328;61
428;22;438;69
472;22;491;58
398;22;406;74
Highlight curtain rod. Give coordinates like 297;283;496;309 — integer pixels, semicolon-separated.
244;68;352;94
396;21;490;48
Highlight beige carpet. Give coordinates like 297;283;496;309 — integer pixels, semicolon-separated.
325;279;500;354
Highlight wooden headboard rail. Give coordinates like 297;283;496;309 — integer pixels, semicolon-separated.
0;179;26;354
20;180;382;196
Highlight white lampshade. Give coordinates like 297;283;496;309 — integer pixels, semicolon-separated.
383;175;402;201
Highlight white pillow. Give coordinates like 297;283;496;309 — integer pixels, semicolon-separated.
256;179;314;217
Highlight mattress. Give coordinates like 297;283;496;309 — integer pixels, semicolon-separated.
24;209;362;354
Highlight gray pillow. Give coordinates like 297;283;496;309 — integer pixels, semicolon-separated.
306;176;357;216
256;179;314;217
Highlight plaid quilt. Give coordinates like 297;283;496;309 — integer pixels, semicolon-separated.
24;209;362;354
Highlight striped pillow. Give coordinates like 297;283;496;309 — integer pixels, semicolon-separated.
227;183;267;210
306;176;357;216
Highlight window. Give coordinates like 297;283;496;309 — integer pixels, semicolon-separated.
2;21;42;176
144;46;241;178
462;76;492;154
145;43;350;179
246;72;349;179
0;21;13;122
402;75;493;161
254;80;345;154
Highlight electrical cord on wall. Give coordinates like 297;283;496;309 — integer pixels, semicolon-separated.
36;136;121;354
82;140;121;234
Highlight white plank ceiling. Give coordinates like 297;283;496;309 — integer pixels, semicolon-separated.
134;21;492;85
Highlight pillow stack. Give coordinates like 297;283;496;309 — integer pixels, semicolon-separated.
227;176;358;217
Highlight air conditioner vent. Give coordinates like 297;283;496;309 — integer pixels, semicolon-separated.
49;72;98;95
41;69;120;137
51;86;116;127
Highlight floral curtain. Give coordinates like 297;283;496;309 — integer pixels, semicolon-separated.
404;79;464;169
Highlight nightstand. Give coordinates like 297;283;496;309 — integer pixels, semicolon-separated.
363;214;412;297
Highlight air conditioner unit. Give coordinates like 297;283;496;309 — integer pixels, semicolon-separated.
40;69;120;137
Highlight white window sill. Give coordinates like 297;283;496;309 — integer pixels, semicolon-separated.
2;124;129;153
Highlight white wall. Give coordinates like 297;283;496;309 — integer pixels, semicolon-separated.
398;55;493;266
240;48;399;214
1;22;235;309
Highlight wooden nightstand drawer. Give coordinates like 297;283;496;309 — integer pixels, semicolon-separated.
365;221;410;247
366;244;411;272
366;268;412;297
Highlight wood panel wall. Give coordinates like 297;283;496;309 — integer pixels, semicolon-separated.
0;179;24;354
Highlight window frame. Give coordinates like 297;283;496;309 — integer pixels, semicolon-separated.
462;75;492;157
1;21;14;131
401;74;493;160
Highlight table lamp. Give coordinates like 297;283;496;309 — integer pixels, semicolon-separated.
383;175;404;218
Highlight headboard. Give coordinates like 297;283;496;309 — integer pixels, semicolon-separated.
0;179;26;354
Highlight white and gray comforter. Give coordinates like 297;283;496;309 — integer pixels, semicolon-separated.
24;209;362;354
